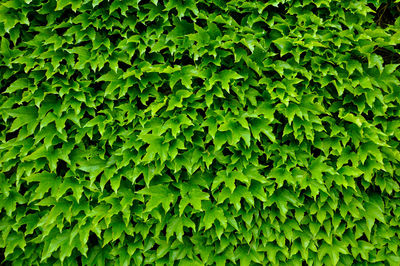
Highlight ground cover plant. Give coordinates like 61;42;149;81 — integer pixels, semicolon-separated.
1;0;400;265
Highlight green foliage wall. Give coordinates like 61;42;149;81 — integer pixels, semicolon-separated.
1;0;400;265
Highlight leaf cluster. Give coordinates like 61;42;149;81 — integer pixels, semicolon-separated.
1;0;400;265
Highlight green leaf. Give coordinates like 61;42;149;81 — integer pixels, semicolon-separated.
368;53;383;73
5;78;29;93
138;185;177;213
203;206;227;230
24;172;60;202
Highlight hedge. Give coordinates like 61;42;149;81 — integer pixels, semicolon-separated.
1;0;400;265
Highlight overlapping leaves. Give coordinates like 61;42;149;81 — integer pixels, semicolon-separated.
1;0;400;265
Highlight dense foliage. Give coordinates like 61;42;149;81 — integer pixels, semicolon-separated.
1;0;400;265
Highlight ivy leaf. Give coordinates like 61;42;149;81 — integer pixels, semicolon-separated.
8;106;38;132
166;216;184;242
138;185;177;213
367;53;383;73
24;172;60;202
78;158;106;182
5;78;29;93
4;232;26;259
203;206;227;230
